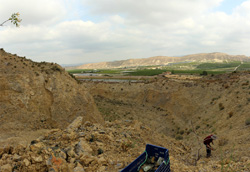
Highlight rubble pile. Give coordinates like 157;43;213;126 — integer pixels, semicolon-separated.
1;116;249;172
0;117;157;172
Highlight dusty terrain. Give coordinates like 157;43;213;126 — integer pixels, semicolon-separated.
82;72;250;171
0;49;103;145
0;49;249;171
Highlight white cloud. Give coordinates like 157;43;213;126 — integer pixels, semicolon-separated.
1;0;250;65
0;0;66;25
233;0;250;17
82;0;223;24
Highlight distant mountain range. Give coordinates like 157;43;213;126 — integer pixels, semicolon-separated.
74;52;250;69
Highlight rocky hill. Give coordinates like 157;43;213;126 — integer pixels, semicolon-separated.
0;49;103;145
76;52;250;69
82;72;250;171
0;49;249;171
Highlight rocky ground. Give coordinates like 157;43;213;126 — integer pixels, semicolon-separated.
0;49;250;171
82;72;250;171
0;49;103;146
0;116;249;171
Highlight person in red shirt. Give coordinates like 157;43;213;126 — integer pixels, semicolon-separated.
203;134;217;158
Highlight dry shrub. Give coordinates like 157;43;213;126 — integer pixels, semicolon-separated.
228;111;233;118
246;118;250;126
121;140;133;151
219;103;225;110
218;137;229;146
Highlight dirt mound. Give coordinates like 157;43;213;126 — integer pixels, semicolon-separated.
0;49;103;144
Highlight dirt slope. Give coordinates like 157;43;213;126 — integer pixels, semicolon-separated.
0;49;104;145
82;72;250;170
0;49;249;171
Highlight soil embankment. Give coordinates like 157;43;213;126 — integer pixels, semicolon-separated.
0;49;103;145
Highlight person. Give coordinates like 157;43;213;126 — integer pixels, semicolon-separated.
203;134;217;158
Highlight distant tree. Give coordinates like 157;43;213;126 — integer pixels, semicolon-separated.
0;12;22;27
201;71;208;76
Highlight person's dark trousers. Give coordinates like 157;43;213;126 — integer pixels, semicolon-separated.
206;145;211;158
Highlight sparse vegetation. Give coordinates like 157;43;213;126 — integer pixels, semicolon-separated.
1;49;250;171
0;12;22;27
97;148;103;155
219;103;225;110
201;70;208;75
179;130;184;135
196;62;241;70
175;135;183;140
245;118;250;125
218;137;229;146
228;111;233;118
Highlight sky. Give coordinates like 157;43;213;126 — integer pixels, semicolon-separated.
0;0;250;65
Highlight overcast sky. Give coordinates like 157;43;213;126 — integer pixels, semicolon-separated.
1;0;250;65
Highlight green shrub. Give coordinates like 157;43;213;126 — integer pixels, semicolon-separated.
201;71;208;75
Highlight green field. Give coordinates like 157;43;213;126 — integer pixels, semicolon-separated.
96;70;121;74
125;69;225;76
67;69;93;74
125;69;167;76
238;63;250;70
67;61;250;76
67;69;122;74
196;62;241;69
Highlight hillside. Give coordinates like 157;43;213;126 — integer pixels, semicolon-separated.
75;52;250;69
82;72;250;171
0;49;104;145
0;49;249;171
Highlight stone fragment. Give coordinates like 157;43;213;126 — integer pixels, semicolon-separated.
13;153;21;161
31;155;43;163
23;158;31;167
156;157;164;166
99;130;106;134
66;116;83;132
78;132;85;137
74;162;85;172
66;148;76;158
84;121;92;127
59;150;67;160
142;164;154;172
98;156;107;165
0;164;12;172
80;154;95;165
30;142;45;153
75;138;93;156
97;166;106;172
